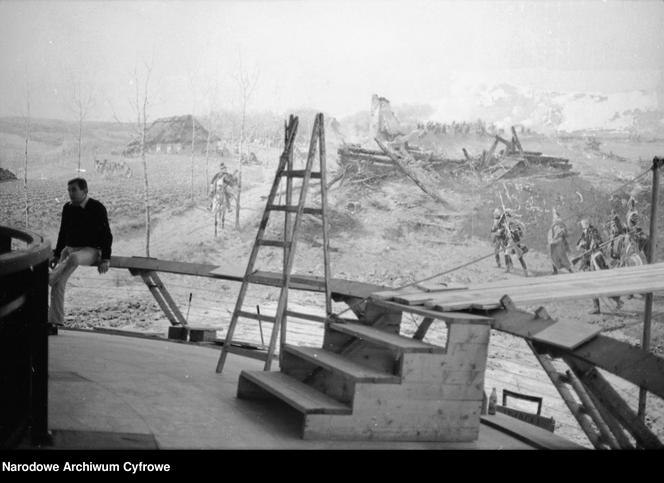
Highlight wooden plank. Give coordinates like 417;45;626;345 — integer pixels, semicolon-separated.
329;322;445;354
372;282;468;302
113;256;246;281
415;264;664;308
531;321;601;350
237;370;351;415
112;256;387;299
282;345;400;383
564;337;664;400
421;269;664;307
426;279;664;312
370;298;493;325
490;306;664;400
480;414;584;450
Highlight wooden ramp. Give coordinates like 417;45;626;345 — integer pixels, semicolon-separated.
372;262;664;311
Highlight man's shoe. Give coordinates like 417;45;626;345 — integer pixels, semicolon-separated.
47;323;59;336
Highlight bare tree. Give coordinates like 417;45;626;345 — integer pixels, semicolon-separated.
203;77;222;193
232;57;259;230
130;60;154;256
22;75;31;228
66;71;95;174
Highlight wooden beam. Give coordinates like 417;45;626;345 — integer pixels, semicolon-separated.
489;306;664;399
567;359;663;449
375;138;454;208
412;317;434;341
138;271;180;326
527;341;605;449
111;255;387;299
574;367;635;449
370;298;493;325
150;272;187;325
564;368;620;449
640;156;662;419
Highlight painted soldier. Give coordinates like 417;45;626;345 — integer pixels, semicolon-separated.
626;196;649;257
576;218;622;314
548;209;573;274
492;208;529;276
209;162;239;235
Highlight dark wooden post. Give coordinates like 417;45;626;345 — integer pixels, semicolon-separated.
30;259;51;445
638;156;662;420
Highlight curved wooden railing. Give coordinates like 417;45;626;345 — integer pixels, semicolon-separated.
0;225;52;447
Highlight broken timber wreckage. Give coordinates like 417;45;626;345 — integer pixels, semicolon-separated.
463;126;572;180
338;124;572;191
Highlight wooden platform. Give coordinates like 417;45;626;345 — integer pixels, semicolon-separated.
372;262;664;310
46;329;570;449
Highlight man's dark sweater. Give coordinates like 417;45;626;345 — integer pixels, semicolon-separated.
54;197;113;260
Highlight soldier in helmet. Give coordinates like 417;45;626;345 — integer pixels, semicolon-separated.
576;218;623;314
491;208;504;268
491;207;529;276
625;196;649;257
606;210;627;266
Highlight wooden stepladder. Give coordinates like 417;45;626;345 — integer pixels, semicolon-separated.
216;113;332;373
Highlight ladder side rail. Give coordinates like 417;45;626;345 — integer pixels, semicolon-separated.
216;117;299;373
317;114;333;317
267;115;321;370
280;116;296;352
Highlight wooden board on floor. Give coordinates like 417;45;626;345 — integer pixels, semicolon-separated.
530;320;601;350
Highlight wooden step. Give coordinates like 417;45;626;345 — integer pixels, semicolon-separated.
283;345;400;383
329;323;445;354
237;370;351;415
280;170;322;179
266;204;323;215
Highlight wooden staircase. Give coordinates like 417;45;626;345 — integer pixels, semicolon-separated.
237;312;491;441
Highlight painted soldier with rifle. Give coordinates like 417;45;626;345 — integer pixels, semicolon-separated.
625;196;649;258
575;218;623;314
491;201;529;277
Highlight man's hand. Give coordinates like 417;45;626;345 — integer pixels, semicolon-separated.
98;260;110;274
49;256;59;269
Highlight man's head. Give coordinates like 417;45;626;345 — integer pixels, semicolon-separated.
67;178;88;204
219;162;227;172
493;208;501;219
580;218;590;230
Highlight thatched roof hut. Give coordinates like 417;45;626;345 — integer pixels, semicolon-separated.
124;115;220;155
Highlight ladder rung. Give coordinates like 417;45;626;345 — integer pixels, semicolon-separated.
281;170;322;179
236;310;276;323
285;310;329;323
223;344;272;362
258;239;291;248
267;205;323;215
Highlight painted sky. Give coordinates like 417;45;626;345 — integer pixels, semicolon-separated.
1;0;663;121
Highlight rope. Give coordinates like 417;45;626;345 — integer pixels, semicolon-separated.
334;164;658;318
